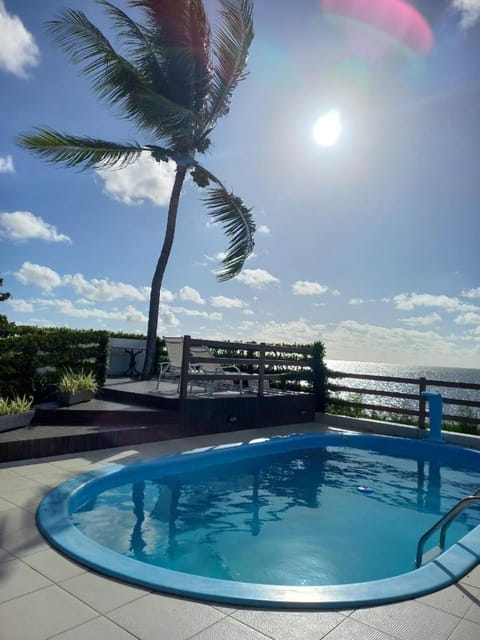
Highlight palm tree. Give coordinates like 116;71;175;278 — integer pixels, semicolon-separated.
18;0;255;379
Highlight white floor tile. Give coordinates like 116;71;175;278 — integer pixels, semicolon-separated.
0;473;45;493
106;592;225;640
231;609;346;640
0;584;98;640
0;558;51;604
1;518;50;557
1;485;52;513
0;496;18;511
190;616;272;639
463;594;480;625
59;571;150;613
351;600;460;640
22;548;86;583
42;616;139;640
316;616;399;640
0;505;37;535
448;619;480;640
0;547;15;563
461;565;480;590
418;583;477;617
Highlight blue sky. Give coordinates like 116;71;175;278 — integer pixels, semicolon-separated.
1;0;480;368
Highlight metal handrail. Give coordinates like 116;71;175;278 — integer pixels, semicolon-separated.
415;488;480;568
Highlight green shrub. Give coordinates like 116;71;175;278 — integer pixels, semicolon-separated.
58;368;98;393
0;395;33;416
275;341;329;412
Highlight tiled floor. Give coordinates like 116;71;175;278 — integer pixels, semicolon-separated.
1;423;479;640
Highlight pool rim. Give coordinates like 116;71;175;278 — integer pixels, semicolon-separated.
36;432;480;609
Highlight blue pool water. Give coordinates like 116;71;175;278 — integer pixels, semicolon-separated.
37;433;480;607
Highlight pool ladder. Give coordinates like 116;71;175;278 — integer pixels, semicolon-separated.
415;488;480;568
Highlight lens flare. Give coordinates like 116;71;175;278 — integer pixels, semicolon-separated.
321;0;434;55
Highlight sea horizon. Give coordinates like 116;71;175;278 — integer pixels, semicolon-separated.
324;359;480;417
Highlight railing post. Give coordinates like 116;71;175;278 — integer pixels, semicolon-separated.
258;342;266;397
418;376;426;429
179;334;191;400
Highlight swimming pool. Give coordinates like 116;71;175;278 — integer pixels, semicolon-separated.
37;433;480;608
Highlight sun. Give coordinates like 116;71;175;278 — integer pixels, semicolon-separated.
312;110;342;147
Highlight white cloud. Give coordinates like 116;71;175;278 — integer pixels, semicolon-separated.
349;298;367;305
461;287;480;299
179;285;205;305
63;273;150;302
172;306;222;320
123;305;148;324
392;292;477;313
323;320;464;366
331;289;341;297
159;304;180;329
291;280;328;296
235;268;279;288
225;317;479;367
453;0;480;28
96;154;176;206
0;154;14;173
7;298;33;312
257;225;270;234
210;295;245;309
38;298;148;323
0;211;71;243
0;0;40;77
15;262;62;291
160;289;175;303
400;313;442;326
454;312;480;325
234;318;324;344
204;252;226;263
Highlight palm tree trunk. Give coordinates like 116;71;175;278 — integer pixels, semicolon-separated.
142;165;187;380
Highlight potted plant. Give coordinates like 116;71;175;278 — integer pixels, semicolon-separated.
0;395;35;432
57;368;98;406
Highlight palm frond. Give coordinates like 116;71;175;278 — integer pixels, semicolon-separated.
17;129;144;170
47;8;198;142
132;90;196;149
200;169;255;281
129;0;211;114
206;0;253;128
98;0;167;91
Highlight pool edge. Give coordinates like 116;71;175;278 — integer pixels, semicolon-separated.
36;432;480;609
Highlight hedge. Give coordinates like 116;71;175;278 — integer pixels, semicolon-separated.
0;325;109;400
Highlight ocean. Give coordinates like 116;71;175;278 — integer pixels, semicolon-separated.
325;360;480;419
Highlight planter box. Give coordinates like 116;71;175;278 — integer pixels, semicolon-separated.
57;390;95;406
0;410;35;433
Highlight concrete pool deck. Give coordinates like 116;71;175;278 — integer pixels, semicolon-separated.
1;422;479;640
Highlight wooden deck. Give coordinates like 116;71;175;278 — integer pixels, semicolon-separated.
0;378;316;463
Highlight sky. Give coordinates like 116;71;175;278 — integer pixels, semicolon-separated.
1;0;480;369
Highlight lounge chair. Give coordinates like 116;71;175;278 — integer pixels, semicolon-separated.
156;337;185;389
189;345;243;396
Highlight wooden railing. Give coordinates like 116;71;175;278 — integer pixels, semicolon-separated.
178;336;313;400
328;372;480;428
